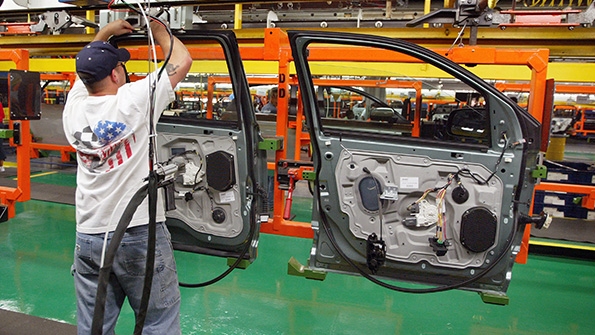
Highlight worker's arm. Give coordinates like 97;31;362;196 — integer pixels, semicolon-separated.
93;19;134;42
150;20;192;88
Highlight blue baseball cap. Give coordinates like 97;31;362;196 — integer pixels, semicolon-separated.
76;41;130;84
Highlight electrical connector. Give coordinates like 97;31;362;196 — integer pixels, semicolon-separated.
408;202;420;213
519;212;551;230
429;237;449;256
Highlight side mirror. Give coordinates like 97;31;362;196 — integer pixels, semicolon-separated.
446;107;489;140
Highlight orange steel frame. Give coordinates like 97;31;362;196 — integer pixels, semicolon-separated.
260;29;549;241
125;29;551;241
496;81;595;263
1;49;30;219
27;30;550;250
30;73;77;162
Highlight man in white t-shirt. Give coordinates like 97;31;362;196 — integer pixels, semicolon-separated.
63;19;192;335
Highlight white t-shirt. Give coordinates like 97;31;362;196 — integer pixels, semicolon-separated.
63;71;174;234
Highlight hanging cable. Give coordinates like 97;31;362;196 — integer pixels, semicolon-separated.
91;5;177;334
178;219;256;288
91;185;149;335
445;21;468;56
131;6;172;333
457;132;509;185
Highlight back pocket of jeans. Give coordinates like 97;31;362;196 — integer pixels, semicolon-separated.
122;239;163;277
74;236;97;275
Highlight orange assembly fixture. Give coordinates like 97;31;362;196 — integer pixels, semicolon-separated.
1;49;31;219
18;30;553;242
138;29;551;240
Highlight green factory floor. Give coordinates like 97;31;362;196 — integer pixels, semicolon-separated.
1;164;595;334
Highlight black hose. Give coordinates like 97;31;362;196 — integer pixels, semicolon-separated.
178;216;255;288
133;172;158;335
91;184;148;335
91;12;175;334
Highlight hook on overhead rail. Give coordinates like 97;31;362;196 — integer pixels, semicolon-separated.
30;10;99;35
406;0;494;45
124;6;167;29
406;0;493;28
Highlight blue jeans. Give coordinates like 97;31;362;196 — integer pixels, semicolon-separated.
73;222;181;335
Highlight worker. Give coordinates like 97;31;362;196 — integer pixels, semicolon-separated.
62;19;192;334
261;87;278;114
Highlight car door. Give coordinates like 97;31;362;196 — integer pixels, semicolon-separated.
147;31;267;263
289;31;541;300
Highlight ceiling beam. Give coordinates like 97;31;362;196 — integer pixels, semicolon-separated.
1;26;594;59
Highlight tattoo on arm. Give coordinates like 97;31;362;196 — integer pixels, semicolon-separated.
166;63;180;77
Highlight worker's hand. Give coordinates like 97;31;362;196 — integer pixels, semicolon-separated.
94;19;134;42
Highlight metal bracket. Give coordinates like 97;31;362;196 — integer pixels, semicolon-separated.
407;0;494;27
532;164;547;179
276;159;314;189
407;0;494;45
31;10;99;34
226;257;251;270
258;137;283;151
287;257;327;281
12;122;20;145
479;291;510;305
408;0;595;36
0;129;14;139
568;2;595;28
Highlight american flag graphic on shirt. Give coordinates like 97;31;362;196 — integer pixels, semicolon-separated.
72;120;135;172
94;120;127;145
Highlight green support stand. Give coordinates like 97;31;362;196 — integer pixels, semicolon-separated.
479;291;510;305
227;257;251;270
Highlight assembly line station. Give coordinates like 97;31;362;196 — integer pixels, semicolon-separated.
0;1;594;334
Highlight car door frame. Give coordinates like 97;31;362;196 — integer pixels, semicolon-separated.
288;30;541;294
113;30;268;262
